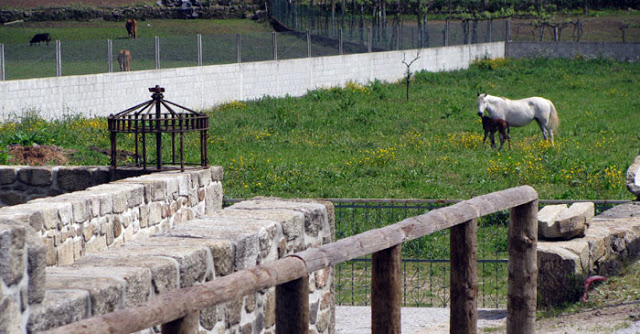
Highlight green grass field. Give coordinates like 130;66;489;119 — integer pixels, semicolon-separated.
1;57;638;202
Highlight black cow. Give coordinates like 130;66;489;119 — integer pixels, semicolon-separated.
29;33;51;46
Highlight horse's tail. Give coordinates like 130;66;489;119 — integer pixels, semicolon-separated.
549;101;560;135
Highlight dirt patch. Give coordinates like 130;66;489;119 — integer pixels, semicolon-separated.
7;145;73;165
469;302;640;334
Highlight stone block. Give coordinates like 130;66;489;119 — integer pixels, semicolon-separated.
57;239;75;266
148;235;234;277
104;244;209;288
228;199;328;238
17;167;52;186
0;295;21;334
0;224;25;286
47;265;152;309
626;154;640;198
539;203;593;240
559;202;594;227
46;275;124;316
74;255;179;295
537;243;584;306
224;207;304;242
0;219;49;305
0;167;17;185
210;166;224;182
57;167;92;192
0;191;24;206
27;290;91;333
205;182;224;215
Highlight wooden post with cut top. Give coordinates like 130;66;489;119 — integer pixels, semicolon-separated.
507;199;538;334
450;218;478;334
371;244;402;333
276;275;309;334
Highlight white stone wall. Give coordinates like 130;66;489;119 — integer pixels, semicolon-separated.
0;43;505;120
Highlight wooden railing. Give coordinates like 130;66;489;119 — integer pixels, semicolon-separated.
44;186;538;334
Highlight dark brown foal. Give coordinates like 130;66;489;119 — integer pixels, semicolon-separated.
481;116;511;149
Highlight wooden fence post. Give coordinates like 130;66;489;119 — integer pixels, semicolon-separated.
450;219;478;334
161;311;200;334
371;244;402;334
508;199;538;334
276;275;309;334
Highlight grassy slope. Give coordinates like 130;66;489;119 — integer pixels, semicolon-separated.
204;58;639;201
3;58;637;201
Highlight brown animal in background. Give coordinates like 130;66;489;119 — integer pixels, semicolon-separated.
481;116;511;150
117;49;131;71
125;19;137;38
29;33;51;45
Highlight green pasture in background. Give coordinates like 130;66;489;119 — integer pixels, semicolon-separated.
1;57;638;201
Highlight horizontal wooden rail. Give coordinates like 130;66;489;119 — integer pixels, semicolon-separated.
294;186;537;272
44;257;308;334
44;185;538;334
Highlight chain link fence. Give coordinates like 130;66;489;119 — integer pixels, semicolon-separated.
0;16;508;81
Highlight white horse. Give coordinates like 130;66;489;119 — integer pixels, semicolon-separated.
477;93;559;145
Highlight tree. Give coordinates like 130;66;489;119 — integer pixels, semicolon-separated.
402;50;420;101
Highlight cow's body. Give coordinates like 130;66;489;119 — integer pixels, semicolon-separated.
125;19;137;38
29;33;51;45
118;49;131;71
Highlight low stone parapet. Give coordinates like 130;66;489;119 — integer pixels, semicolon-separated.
0;166;223;267
26;198;334;333
537;202;640;306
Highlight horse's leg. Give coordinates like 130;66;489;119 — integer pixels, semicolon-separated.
490;131;496;149
483;130;488;145
498;132;504;150
535;119;551;141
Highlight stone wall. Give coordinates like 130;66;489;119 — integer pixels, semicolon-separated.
0;166;224;267
0;42;504;120
0;167;335;333
506;42;640;62
537;202;640;306
0;166;160;207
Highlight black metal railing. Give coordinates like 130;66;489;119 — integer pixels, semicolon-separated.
224;197;628;308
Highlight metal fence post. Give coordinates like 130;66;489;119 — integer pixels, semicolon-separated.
107;39;113;73
55;40;62;77
0;44;5;81
339;28;343;55
197;34;202;66
367;27;372;52
506;19;511;42
306;30;311;57
236;33;241;63
272;32;277;61
488;20;493;43
155;36;160;69
445;19;449;46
